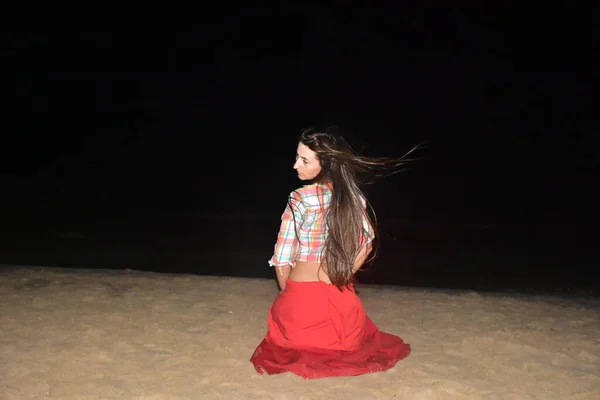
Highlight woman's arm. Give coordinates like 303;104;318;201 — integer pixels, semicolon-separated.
353;242;373;274
268;190;305;292
353;202;375;274
275;265;292;292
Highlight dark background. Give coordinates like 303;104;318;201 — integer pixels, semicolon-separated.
2;4;599;295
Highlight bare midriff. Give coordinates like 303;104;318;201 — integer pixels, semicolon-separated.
289;261;332;284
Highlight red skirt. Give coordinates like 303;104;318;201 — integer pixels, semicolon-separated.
250;280;411;379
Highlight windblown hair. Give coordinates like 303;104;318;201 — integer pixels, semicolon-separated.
297;127;421;290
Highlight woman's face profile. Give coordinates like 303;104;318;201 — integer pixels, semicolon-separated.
294;142;322;181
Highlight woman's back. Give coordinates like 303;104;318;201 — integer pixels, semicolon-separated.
268;182;374;284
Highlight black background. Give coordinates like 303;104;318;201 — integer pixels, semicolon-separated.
2;4;599;295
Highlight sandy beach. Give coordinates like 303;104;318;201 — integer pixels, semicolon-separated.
1;266;598;399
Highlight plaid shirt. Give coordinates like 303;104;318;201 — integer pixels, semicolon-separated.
268;183;375;268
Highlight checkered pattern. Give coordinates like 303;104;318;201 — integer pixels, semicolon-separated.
268;183;374;268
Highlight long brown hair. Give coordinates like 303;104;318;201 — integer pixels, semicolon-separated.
299;128;421;290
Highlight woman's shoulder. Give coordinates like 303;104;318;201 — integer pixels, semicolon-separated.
292;183;330;196
290;183;330;207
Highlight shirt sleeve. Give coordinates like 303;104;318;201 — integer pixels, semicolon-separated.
268;190;306;268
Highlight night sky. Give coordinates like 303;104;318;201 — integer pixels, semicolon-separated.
3;5;599;294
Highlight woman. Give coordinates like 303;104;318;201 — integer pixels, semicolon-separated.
250;128;415;379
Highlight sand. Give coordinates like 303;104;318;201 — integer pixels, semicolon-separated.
1;266;598;400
